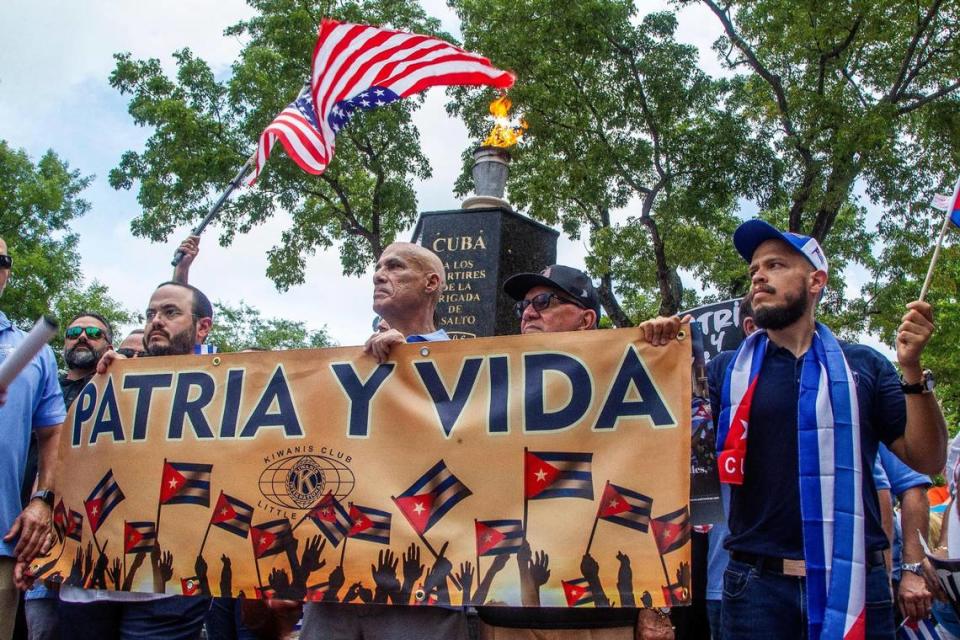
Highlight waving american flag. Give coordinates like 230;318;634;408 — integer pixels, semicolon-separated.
248;19;515;183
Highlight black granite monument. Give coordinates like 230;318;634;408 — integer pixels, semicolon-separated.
412;146;558;338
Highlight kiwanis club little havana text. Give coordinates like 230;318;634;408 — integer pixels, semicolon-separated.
69;344;678;446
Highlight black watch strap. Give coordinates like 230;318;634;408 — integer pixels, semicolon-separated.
30;489;54;507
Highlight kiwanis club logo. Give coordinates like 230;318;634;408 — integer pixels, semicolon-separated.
259;447;356;510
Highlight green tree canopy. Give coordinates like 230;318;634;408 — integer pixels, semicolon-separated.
448;0;777;320
0;141;132;353
108;0;455;289
206;300;334;352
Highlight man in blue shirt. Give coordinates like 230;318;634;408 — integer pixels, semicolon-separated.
707;220;946;639
0;237;66;640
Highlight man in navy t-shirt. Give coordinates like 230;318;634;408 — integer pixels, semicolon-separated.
709;220;945;639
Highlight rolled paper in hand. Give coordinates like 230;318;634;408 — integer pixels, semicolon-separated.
0;316;58;389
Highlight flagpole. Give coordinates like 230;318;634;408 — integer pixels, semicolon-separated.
254;553;264;591
198;518;214;558
123;521;127;588
522;447;529;543
657;552;673;605
171;152;257;266
920;204;954;301
584;511;601;557
339;536;348;567
91;529;103;557
291;511;312;532
155;458;167;545
474;519;481;588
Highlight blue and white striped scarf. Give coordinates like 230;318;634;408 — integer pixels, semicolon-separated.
717;324;866;640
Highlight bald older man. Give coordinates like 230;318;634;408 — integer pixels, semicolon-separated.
0;237;65;640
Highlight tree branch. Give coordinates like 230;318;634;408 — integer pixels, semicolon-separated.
896;80;960;115
888;0;945;101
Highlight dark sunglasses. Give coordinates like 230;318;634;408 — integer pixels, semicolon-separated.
65;326;107;341
115;347;144;358
514;292;585;318
0;255;11;269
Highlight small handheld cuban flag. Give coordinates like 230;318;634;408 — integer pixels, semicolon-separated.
348;504;391;545
597;481;654;533
181;576;201;596
124;521;157;554
475;519;523;556
898;617;943;640
193;344;217;355
307;492;354;547
53;500;67;535
650;506;691;555
562;578;595;607
251;519;292;559
84;469;125;534
948;174;960;229
66;509;84;542
525;450;594;500
160;461;213;507
210;491;254;538
394;460;472;535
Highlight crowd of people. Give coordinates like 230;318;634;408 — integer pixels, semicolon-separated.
0;219;955;640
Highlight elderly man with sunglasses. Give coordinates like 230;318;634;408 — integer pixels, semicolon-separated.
482;265;677;640
0;238;66;640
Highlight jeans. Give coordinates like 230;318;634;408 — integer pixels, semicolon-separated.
720;559;894;639
24;597;58;640
58;596;209;640
706;599;722;639
204;597;260;640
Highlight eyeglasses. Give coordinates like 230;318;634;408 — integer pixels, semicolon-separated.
145;306;194;323
514;292;585;318
0;255;11;269
115;347;144;358
65;326;107;341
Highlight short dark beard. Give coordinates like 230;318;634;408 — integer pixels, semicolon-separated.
147;324;197;357
65;345;103;370
753;288;809;330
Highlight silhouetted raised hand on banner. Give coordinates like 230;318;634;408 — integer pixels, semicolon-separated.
616;551;636;607
91;547;110;589
151;545;174;593
299;536;326;582
675;560;691;602
195;554;212;596
322;565;345;602
66;545;84;587
423;542;454;605
400;543;424;604
108;557;122;591
517;541;551;606
474;551;509;605
455;561;474;605
581;553;610;607
269;567;295;598
219;554;232;598
344;581;373;604
641;590;654;608
371;548;401;604
123;551;145;591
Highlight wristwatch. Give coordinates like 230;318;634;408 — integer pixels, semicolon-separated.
901;369;935;394
30;489;54;508
900;562;924;576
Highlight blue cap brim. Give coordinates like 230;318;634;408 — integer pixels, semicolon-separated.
733;219;792;264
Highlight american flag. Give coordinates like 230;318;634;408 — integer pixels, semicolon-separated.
248;19;514;184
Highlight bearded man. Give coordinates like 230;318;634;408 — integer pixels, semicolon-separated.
60;313;114;408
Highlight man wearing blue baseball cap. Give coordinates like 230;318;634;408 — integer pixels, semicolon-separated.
706;219;946;639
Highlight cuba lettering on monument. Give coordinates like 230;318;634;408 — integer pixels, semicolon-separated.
431;230;489;339
40;329;692;608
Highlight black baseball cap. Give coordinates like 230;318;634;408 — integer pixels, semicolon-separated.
503;265;602;325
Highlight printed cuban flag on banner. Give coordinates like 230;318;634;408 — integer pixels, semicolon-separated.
524;450;594;500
